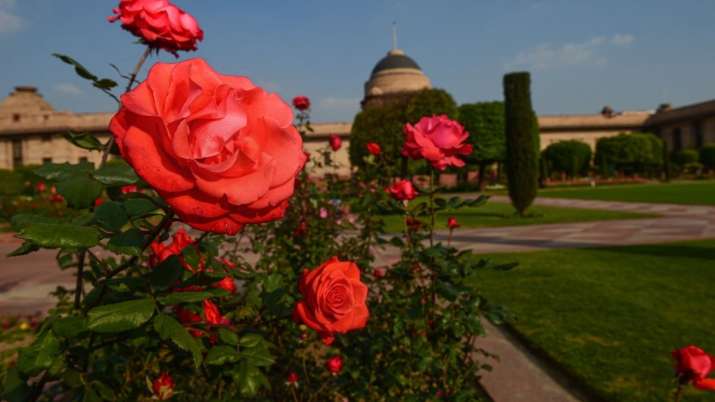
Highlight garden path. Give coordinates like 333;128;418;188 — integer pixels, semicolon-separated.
1;196;714;401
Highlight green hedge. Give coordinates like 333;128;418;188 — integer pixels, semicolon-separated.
457;101;505;164
595;132;663;176
700;144;715;170
672;149;699;165
542;140;592;178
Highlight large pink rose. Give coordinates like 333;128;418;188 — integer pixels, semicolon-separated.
402;115;473;170
109;58;306;234
108;0;204;54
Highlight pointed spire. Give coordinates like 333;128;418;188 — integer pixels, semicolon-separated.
392;21;398;51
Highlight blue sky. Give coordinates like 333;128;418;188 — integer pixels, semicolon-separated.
1;0;714;122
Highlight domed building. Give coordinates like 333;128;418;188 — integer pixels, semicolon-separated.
362;44;431;109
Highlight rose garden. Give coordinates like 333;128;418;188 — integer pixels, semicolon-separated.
1;1;715;402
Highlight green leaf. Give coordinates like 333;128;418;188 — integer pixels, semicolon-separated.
218;328;239;346
93;78;118;90
10;213;63;230
94;201;128;232
158;291;212;305
17;331;60;375
56;175;104;209
93;160;138;186
124;198;157;217
153;313;203;367
19;223;100;249
205;345;240;366
234;361;269;396
87;298;155;333
63;132;103;151
92;382;115;401
34;161;93;181
52;316;88;338
52;53;98;81
238;333;263;348
107;228;145;256
1;368;30;402
7;241;39;257
148;255;183;290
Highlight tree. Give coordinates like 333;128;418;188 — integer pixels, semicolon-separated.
405;88;458;124
457;102;505;189
542;140;592;178
595;132;663;177
503;72;539;216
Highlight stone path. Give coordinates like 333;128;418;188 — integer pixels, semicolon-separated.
1;196;714;402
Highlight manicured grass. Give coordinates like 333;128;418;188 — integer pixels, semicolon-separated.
474;240;715;402
382;201;654;232
539;180;715;205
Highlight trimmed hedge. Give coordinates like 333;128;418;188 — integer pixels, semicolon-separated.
672;149;699;165
542;140;592;178
405;88;458;124
503;72;539;215
595;132;663;176
457;101;505;164
700;144;715;170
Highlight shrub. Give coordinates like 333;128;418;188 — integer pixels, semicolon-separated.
672;149;700;165
457;101;505;188
503;72;539;215
404;88;458;124
542;140;592;178
595;132;663;176
700;144;715;170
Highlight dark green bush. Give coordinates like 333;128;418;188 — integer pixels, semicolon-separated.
458;102;505;187
700;144;715;170
672;149;700;165
542;140;592;178
595;132;663;176
503;72;539;215
404;88;458;124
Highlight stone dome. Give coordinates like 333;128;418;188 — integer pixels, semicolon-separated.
0;86;55;115
364;48;432;100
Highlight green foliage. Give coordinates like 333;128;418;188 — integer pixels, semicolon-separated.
503;72;539;215
404;88;458;124
594;132;663;176
542;140;592;177
672;148;699;165
458;101;506;163
700;144;715;170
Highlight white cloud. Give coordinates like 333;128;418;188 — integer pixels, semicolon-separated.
505;34;635;71
319;97;359;111
54;83;83;96
0;0;22;34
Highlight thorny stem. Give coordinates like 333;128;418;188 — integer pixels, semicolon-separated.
429;169;435;247
73;250;86;309
100;46;153;167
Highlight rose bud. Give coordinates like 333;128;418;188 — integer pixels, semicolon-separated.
325;356;343;375
108;0;203;54
406;217;422;231
402;115;473;171
319;207;329;219
109;58;306;235
286;372;299;387
213;277;237;294
386;179;418;201
50;185;57;194
202;299;222;325
328;134;342;151
94;198;105;207
292;96;311;111
321;335;335;346
673;345;715;391
35;181;46;193
121;184;138;194
447;216;460;230
152;372;175;401
373;267;387;279
366;142;381;156
293;257;369;343
293;220;308;237
149;228;195;269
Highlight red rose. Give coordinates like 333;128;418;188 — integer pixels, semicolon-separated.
121;184;138;194
386;179;418;201
447;216;460;230
286;372;299;385
202;299;222;325
220;258;237;269
366;142;381;156
108;0;203;54
373;266;387;279
402;115;473;171
149;228;194;267
94;198;105;207
325;356;343;375
152;372;175;401
293;257;369;343
49;194;65;204
673;345;715;391
35;181;46;193
329;134;342;151
292;96;311;111
110;59;306;234
213;277;236;294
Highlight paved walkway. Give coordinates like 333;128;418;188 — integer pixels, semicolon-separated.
1;196;714;402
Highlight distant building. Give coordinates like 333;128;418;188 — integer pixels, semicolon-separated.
2;44;715;173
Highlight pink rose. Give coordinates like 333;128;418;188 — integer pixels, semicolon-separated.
673;345;715;391
402;115;473;170
386;179;418;201
109;58;306;235
108;0;203;54
329;134;342;151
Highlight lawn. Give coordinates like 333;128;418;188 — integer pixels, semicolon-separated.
382;200;653;232
474;240;715;402
539;180;715;205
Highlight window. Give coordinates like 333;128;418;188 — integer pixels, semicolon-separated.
42;157;52;165
12;114;20;123
694;121;704;148
12;139;23;168
79;157;89;163
672;128;683;152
